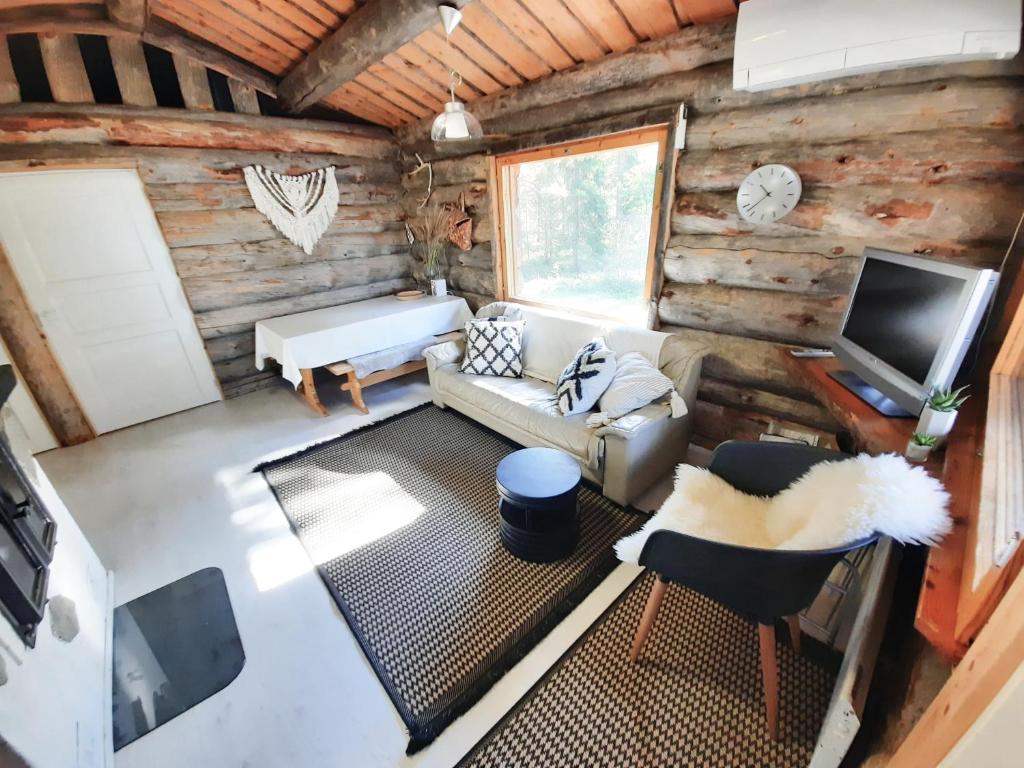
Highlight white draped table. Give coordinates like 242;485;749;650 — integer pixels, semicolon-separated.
255;294;472;414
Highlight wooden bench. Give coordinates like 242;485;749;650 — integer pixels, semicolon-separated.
323;330;463;415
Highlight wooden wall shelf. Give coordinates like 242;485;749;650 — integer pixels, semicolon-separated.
779;349;972;661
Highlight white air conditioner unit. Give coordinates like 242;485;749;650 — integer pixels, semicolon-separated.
733;0;1022;91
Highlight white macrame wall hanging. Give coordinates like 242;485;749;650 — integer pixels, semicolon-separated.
243;164;339;255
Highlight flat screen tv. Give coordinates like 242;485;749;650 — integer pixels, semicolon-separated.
831;248;998;417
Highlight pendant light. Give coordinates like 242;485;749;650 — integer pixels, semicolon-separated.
431;4;483;142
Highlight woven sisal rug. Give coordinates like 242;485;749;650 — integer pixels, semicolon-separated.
257;405;642;753
459;572;836;767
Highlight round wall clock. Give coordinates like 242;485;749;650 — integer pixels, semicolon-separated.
736;164;802;224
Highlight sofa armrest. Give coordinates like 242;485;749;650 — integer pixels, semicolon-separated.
597;402;692;506
658;334;708;413
423;339;465;366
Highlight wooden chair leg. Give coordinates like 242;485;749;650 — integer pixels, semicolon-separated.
786;615;802;654
344;370;369;414
630;577;668;662
298;368;328;416
758;623;780;741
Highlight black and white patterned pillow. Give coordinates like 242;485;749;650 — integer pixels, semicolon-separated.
460;318;525;378
556;338;617;416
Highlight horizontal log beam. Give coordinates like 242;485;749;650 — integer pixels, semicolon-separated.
0;144;399;184
662;324;818;395
157;205;404;248
659;282;847;347
182;253;413;311
0;104;395;157
667;233;1009;268
693;399;838;452
664;236;858;295
676;129;1024;192
107;0;148;33
195;277;415;336
672;184;1024;245
168;232;410;277
147;181;401;212
698;376;840;432
686;78;1023;151
0;5;120;36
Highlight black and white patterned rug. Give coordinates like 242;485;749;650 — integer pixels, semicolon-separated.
257;405;642;753
459;572;836;767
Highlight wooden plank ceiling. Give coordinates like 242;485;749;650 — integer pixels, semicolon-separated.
323;0;740;126
4;0;738;127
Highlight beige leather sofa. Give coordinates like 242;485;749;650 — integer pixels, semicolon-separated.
423;303;707;507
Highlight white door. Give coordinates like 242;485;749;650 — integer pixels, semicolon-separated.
0;169;221;434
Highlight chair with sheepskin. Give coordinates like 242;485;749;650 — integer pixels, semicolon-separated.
619;440;950;741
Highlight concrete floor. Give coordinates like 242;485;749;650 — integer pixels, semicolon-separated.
40;372;648;768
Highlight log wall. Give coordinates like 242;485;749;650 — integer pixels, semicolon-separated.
0;106;410;399
397;24;1024;448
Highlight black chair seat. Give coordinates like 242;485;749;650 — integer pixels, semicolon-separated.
629;440;879;741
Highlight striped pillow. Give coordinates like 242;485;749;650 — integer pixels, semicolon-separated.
594;352;675;420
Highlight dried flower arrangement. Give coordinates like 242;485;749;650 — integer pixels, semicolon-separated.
408;201;452;279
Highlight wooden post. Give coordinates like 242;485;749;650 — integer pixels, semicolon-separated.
0;38;20;104
108;38;156;107
0;244;94;445
227;80;261;116
172;54;214;111
38;34;95;104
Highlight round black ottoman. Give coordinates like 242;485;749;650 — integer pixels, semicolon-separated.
496;447;582;563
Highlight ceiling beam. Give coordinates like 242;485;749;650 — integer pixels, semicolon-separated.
107;0;149;33
278;0;473;114
142;19;278;96
0;7;278;96
0;5;119;36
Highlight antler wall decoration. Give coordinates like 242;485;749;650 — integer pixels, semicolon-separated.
406;153;434;209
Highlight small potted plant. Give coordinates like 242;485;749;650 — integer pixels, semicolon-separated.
918;385;969;446
905;432;937;463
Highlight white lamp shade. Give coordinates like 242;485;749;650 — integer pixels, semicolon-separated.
431;100;483;142
438;5;463;35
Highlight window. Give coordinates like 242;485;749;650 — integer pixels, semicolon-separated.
494;127;668;326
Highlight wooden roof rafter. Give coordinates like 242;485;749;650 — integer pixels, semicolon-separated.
1;0;741;128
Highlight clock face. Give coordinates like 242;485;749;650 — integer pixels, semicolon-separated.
736;164;802;224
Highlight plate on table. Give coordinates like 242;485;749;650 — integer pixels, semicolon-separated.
396;290;425;301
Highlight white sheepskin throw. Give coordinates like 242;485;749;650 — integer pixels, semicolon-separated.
615;453;951;563
243;164;339;255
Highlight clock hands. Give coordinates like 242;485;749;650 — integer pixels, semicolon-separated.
743;191;770;212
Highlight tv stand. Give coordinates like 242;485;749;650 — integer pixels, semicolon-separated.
827;369;915;418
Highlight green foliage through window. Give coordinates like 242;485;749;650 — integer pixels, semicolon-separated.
505;141;660;325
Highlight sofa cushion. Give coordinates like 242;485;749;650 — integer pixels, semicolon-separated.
555;338;616;416
434;367;598;462
460;318;524;378
518;307;607;383
591;352;675;423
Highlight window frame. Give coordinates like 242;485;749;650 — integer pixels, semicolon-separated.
490;125;670;326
